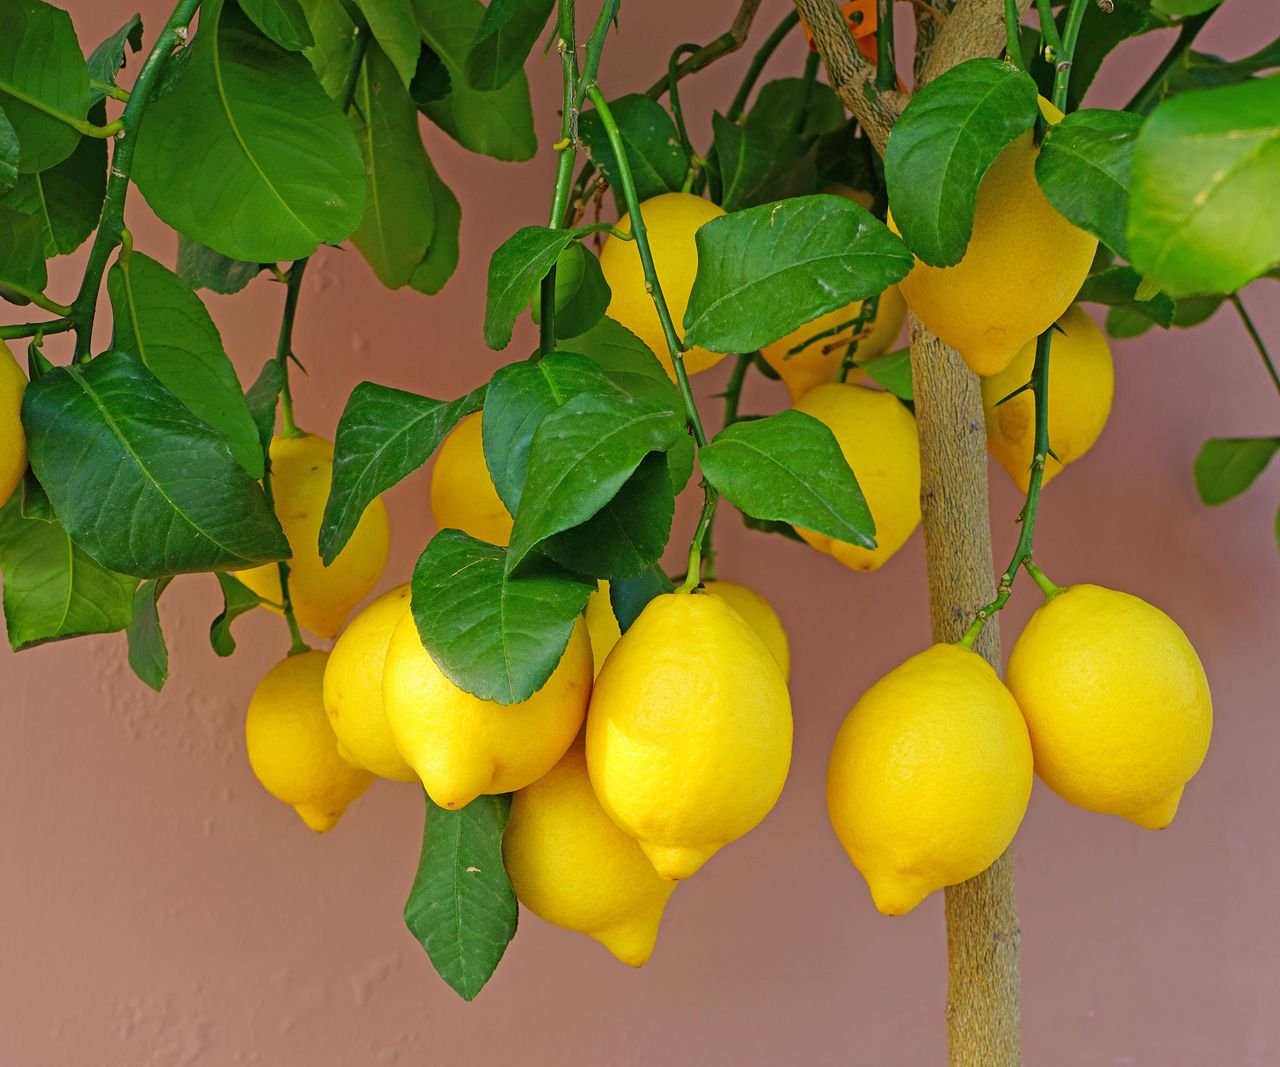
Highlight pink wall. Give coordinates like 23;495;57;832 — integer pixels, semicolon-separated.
3;2;1279;1063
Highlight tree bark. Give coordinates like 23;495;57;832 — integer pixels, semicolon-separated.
908;315;1021;1064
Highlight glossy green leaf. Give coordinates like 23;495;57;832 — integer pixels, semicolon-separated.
699;410;875;547
209;571;269;656
1036;109;1141;258
506;391;682;575
1151;0;1221;14
175;235;265;295
19;470;53;522
407;153;461;294
1104;304;1155;339
1158;41;1280;102
86;13;143;105
410;40;451;104
1173;293;1226;328
405;790;518;1001
484;226;576;349
133;3;366;263
0;496;136;651
465;0;554;92
1128;75;1280;297
0;0;90;172
410;529;592;703
126;577;171;692
321;382;483;563
710;112;816;213
683;195;912;353
608;564;673;634
0;202;48;304
747;78;847;139
354;0;422;87
1193;437;1280;506
1076;265;1175;327
350;43;437;287
239;0;314;51
297;0;362;99
244;359;285;453
22;351;288;577
0;105;18;193
1023;2;1151;112
529;242;610;339
884;58;1039;266
414;0;537;162
108;252;263;478
861;347;914;400
580;94;688;209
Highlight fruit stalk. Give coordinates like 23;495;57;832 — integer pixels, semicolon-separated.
1051;0;1094;112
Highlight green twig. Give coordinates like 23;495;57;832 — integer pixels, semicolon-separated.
875;0;896;91
727;10;800;121
1034;0;1064;60
667;44;700;160
1124;9;1217;114
837;293;881;382
795;51;822;134
274;261;307;437
90;78;131;102
1003;0;1026;70
1232;293;1280;396
0;318;74;341
701;353;753;581
1051;0;1092;112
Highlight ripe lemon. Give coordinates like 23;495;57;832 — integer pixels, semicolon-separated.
891;101;1097;377
322;584;417;782
234;434;389;638
585;581;622;677
504;742;676;967
760;286;906;402
245;650;374;832
792;383;921;571
1006;584;1212;829
981;304;1114;493
585;591;792;880
826;644;1032;915
382;614;593;809
599;192;727;380
1;339;28;504
430;412;512;546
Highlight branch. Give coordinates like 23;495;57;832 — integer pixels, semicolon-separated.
918;0;1034;87
643;0;765;96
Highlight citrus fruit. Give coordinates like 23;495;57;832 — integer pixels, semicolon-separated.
430;412;512;546
0;339;28;505
585;581;622;677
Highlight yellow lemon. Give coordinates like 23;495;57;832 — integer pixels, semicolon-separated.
322;584;417;782
585;581;622;677
430;412;512;546
234;434;389;638
599;192;727;379
891;101;1097;377
504;743;676;967
826;644;1032;915
1;339;28;504
981;304;1114;492
245;650;374;832
760;286;906;402
585;592;792;880
382;614;593;809
1006;584;1212;829
702;580;790;680
792;383;921;571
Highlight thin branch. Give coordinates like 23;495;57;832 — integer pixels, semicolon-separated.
918;0;1034;88
1124;8;1217;114
1232;293;1280;397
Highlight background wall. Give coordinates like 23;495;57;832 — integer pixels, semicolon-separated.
2;2;1278;1064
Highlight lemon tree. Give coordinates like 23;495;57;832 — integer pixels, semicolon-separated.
0;0;1276;1059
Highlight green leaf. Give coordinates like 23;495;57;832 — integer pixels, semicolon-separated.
1172;293;1225;328
0;103;19;194
483;226;577;349
86;13;143;105
410;529;592;703
699;410;875;547
297;0;363;99
209;571;269;656
1024;2;1151;112
1076;265;1175;327
175;235;265;294
1128;75;1280;297
133;2;366;263
244;358;285;453
747;78;847;139
465;0;554;92
126;577;171;692
480;352;613;513
1105;304;1155;339
350;43;437;288
108;252;263;478
404;790;518;1002
1160;41;1280;101
22;350;288;577
709;112;816;213
608;564;673;634
407;153;461;294
884;58;1039;266
0;496;136;651
354;0;422;87
0;0;90;172
414;0;537;162
505;391;683;575
410;40;452;104
19;470;53;522
528;242;610;339
683;194;912;353
861;347;914;400
1193;437;1280;506
1151;0;1221;14
321;382;483;563
239;0;314;51
1036;108;1142;258
579;94;688;209
0;202;48;304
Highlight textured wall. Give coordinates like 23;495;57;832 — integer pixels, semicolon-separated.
2;2;1278;1064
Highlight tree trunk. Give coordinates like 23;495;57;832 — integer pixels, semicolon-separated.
908;314;1021;1064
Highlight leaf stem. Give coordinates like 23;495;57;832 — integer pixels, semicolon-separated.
90;78;131;103
0;318;74;341
667;44;700;160
1051;0;1093;112
1231;293;1280;396
1003;0;1026;70
1124;9;1216;114
875;0;896;91
701;352;753;581
274;260;307;437
1034;0;1064;59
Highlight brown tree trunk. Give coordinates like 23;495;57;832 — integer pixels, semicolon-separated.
908;315;1021;1064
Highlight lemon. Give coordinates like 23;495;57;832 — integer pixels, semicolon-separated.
981;304;1114;493
430;412;512;546
0;339;28;505
599;192;727;380
322;584;417;782
891;101;1097;377
792;383;921;571
760;286;906;403
1006;584;1212;829
382;614;593;809
504;742;676;967
245;650;374;832
585;581;622;677
234;434;389;638
826;644;1032;915
585;591;792;880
